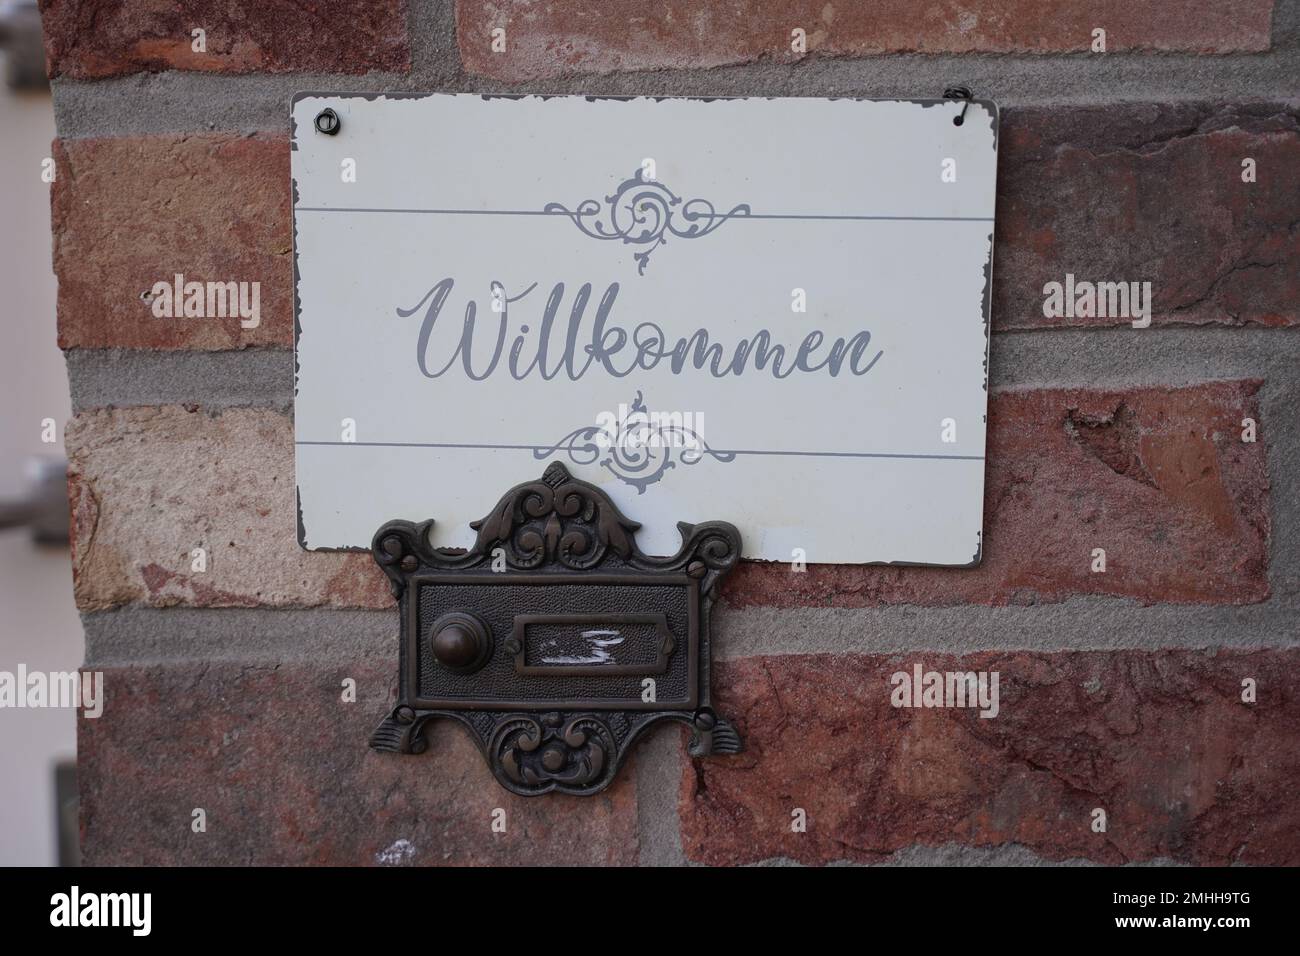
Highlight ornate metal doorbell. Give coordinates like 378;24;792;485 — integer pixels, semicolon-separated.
369;462;743;795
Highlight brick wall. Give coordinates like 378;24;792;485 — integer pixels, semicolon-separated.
43;0;1300;865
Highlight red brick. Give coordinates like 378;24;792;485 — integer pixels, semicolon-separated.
457;1;1274;80
67;381;1269;611
79;660;639;864
996;104;1300;329
725;381;1270;608
52;106;1296;350
52;134;292;350
681;650;1300;865
38;0;409;79
65;406;390;611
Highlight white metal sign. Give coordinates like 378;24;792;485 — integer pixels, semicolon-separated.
292;93;997;565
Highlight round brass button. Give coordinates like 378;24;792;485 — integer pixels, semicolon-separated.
432;624;477;668
428;612;492;674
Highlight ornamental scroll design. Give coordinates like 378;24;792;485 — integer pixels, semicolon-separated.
533;391;736;494
466;462;641;570
545;170;751;275
491;713;616;793
370;461;742;596
371;469;631;587
370;708;743;796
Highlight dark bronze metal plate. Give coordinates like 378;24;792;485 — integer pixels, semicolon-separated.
369;462;742;796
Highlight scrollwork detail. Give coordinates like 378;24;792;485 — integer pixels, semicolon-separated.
491;713;615;794
533;391;735;494
468;463;640;570
545;171;750;275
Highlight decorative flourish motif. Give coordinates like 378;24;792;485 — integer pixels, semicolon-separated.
370;461;741;582
491;713;615;794
533;391;736;494
466;461;641;570
545;171;750;274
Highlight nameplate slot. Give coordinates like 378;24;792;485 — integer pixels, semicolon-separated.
513;614;674;677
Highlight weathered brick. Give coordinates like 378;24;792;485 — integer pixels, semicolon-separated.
39;0;409;79
53;134;292;350
996;104;1300;329
52;105;1297;350
457;0;1274;80
79;660;639;864
725;381;1270;608
67;380;1269;611
66;406;390;611
681;650;1300;865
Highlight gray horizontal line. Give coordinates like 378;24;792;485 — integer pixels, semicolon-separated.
299;439;557;451
294;206;993;223
79;595;1300;668
745;214;993;222
704;448;982;460
296;207;558;216
713;600;1300;659
296;440;983;461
